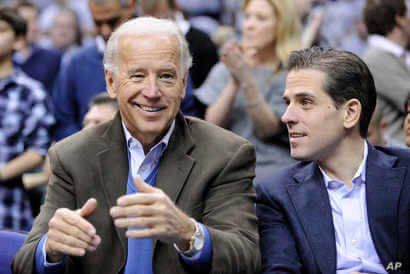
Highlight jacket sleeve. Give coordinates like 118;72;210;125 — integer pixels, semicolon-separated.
255;182;303;274
205;142;261;274
13;147;77;274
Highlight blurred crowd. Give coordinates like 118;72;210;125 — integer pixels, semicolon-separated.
0;0;409;231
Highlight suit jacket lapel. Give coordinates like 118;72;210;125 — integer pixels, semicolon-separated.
365;144;406;266
96;113;129;259
154;113;195;252
287;162;336;274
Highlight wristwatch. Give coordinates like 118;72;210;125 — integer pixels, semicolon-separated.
174;218;205;257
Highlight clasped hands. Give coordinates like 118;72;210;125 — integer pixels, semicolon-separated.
221;40;254;86
45;176;195;262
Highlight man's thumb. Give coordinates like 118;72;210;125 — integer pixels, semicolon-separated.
134;175;156;193
78;198;97;217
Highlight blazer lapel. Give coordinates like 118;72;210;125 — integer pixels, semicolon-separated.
365;145;406;266
287;162;336;274
96;114;129;259
154;113;195;252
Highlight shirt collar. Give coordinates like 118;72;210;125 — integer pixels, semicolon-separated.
320;141;368;189
95;36;106;54
122;120;175;155
368;35;406;59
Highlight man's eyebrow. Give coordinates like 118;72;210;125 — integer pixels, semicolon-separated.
127;68;145;75
282;92;316;101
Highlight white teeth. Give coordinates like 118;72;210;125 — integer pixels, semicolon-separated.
290;133;304;137
140;105;161;112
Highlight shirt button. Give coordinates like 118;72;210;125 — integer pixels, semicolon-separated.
140;166;146;172
351;239;357;246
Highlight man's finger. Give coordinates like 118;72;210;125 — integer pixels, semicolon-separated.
114;216;160;228
49;217;93;243
48;229;90;249
46;238;86;257
78;198;97;217
110;204;159;218
134;176;159;193
116;192;160;207
59;210;96;236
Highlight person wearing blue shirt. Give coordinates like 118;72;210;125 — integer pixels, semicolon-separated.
256;47;410;274
13;17;260;274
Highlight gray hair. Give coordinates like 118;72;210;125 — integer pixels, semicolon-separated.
103;16;192;75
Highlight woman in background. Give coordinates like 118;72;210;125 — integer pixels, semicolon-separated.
195;0;301;183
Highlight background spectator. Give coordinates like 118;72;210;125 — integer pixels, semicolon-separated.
83;92;118;129
13;1;62;95
362;0;410;147
366;104;387;146
405;94;410;147
195;0;301;183
42;7;82;54
52;0;136;141
0;8;54;230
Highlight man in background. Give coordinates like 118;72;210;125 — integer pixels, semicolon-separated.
83;92;118;129
362;0;410;146
405;94;410;147
0;8;54;231
13;1;61;95
52;0;136;140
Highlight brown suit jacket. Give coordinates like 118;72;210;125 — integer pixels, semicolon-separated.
13;113;260;274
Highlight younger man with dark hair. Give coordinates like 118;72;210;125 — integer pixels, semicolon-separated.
0;8;54;230
257;47;410;274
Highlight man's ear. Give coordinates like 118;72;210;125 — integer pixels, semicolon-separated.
180;73;188;99
343;98;361;130
105;69;117;99
13;35;26;52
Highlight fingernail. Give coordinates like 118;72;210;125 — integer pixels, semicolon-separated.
110;207;118;216
89;228;96;235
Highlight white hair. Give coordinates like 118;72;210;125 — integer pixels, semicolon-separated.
103;17;192;75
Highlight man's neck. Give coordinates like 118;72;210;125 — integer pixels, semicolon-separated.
0;57;15;78
386;28;407;49
318;137;365;188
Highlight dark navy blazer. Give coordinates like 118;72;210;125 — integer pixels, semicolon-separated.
256;144;410;274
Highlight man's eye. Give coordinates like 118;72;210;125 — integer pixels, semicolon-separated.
301;99;312;106
160;73;175;80
131;74;144;80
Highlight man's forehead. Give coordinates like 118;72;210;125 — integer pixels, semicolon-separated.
119;33;179;50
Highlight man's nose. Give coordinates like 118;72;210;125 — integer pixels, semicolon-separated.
281;105;297;124
142;77;161;98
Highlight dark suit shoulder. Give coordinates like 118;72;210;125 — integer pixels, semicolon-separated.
255;161;311;196
375;145;410;166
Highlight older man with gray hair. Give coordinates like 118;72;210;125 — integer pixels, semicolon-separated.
13;17;260;274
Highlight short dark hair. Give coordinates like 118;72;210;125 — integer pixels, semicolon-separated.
363;0;407;36
0;7;27;37
89;92;118;110
405;93;410;113
287;46;377;138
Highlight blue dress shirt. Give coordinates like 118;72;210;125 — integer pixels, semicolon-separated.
319;142;387;274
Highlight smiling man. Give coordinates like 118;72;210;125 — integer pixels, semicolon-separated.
256;47;410;274
13;17;260;274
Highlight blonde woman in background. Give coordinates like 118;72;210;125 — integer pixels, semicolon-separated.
195;0;301;183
